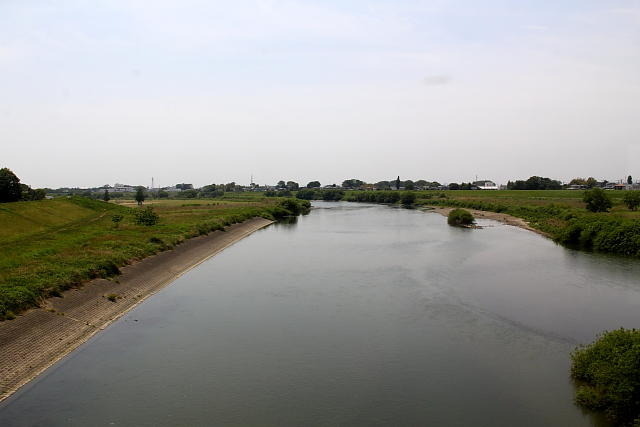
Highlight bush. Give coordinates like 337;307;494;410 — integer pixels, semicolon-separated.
571;328;640;424
447;208;474;226
134;206;160;226
623;191;640;211
400;191;416;206
277;198;311;216
583;188;612;212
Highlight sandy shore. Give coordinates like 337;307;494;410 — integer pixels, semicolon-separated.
421;205;551;238
0;217;273;402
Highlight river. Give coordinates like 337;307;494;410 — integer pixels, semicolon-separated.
1;201;639;426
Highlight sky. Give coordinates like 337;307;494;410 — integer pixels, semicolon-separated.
1;0;639;188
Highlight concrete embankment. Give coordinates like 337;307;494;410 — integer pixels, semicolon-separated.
0;217;273;402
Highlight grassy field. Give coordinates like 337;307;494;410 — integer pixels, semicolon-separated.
0;195;306;319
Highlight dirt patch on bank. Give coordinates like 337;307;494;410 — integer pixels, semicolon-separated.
0;217;273;402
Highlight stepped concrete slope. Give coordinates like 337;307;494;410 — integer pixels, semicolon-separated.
0;217;273;402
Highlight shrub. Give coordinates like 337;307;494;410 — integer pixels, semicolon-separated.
447;208;474;226
571;328;640;424
400;191;416;206
583;188;612;212
111;214;124;229
134;206;159;226
623;191;640;211
106;294;118;302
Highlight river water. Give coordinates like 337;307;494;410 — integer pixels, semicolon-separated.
2;202;639;426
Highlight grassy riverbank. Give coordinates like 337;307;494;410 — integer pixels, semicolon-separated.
300;189;640;258
0;195;308;319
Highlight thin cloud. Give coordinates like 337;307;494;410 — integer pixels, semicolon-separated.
423;75;451;86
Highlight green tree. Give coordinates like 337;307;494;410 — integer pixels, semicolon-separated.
583;188;612;212
623;191;640;211
342;179;364;189
158;190;169;198
103;189;110;202
0;168;23;202
306;181;321;188
182;189;198;198
628;175;633;185
135;187;146;206
415;180;428;189
403;180;415;190
395;176;401;190
286;181;299;191
585;177;598;188
276;180;286;189
374;181;390;190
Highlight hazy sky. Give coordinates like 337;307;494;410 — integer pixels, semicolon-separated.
2;0;639;188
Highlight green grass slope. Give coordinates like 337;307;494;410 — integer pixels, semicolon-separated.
0;196;307;319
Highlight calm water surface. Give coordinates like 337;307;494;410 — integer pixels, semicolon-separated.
2;202;640;426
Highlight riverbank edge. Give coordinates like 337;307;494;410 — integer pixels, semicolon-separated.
421;205;552;238
0;217;274;403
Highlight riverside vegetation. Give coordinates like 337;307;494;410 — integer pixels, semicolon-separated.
571;328;640;426
297;188;640;258
0;195;309;320
447;209;475;227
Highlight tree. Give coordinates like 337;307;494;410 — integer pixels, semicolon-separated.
395;176;401;190
342;179;364;189
286;181;299;191
628;175;633;185
224;182;236;192
374;181;390;190
403;180;415;190
415;180;428;189
135;187;146;206
585;177;598;188
0;168;22;202
583;188;612;212
103;189;110;202
623;191;640;211
277;180;286;189
182;189;198;198
306;181;321;188
448;183;460;190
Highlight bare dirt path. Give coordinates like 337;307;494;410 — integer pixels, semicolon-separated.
0;217;273;402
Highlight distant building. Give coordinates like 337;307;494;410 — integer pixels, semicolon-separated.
112;183;135;192
473;180;498;190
